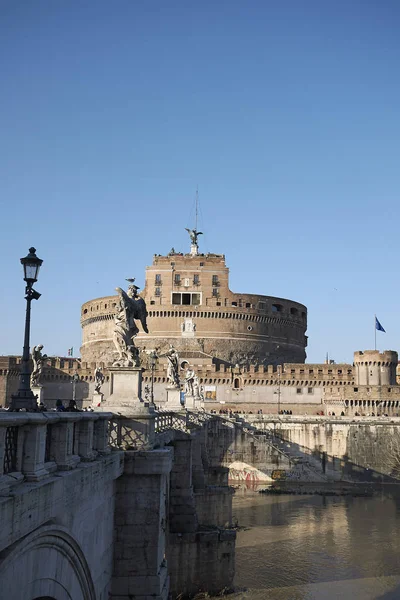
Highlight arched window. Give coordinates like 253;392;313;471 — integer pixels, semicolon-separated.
234;378;240;389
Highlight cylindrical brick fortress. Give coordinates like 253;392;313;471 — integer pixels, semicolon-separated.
353;350;398;387
80;251;308;367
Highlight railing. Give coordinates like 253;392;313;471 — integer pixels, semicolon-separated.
0;412;113;489
154;411;188;434
44;423;53;463
3;426;18;474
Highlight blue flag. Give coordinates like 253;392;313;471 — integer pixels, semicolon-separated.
375;317;386;333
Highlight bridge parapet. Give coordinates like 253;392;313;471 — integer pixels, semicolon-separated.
0;411;113;495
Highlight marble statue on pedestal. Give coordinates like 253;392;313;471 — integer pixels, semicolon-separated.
113;282;148;367
165;345;180;388
184;367;195;396
31;344;47;387
94;367;105;393
193;374;201;399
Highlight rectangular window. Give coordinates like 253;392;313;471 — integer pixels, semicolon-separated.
318;369;323;374
199;262;204;267
155;274;161;284
388;388;392;392
309;369;314;375
291;369;295;374
246;303;251;308
338;369;342;374
296;388;302;394
231;301;238;307
328;369;332;374
212;275;219;285
300;369;304;374
308;388;313;394
155;287;161;296
258;302;266;310
193;274;200;285
212;288;219;297
354;387;358;392
171;292;201;305
174;274;181;285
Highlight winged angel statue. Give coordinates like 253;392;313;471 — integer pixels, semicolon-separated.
113;282;148;367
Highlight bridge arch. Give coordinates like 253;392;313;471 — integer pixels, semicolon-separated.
0;525;96;600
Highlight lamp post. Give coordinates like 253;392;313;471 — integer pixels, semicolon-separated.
72;372;80;403
150;350;158;406
11;247;43;411
274;366;282;415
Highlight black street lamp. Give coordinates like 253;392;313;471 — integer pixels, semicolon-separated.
150;350;158;406
72;372;80;403
11;247;43;411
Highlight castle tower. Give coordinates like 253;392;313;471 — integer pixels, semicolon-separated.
353;350;398;386
80;244;308;367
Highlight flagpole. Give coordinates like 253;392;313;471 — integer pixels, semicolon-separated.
374;314;376;351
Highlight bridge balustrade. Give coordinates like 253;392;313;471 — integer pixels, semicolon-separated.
0;412;112;494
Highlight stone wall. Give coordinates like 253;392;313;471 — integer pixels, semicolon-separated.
251;416;400;482
0;412;123;600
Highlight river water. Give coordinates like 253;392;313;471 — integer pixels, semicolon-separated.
225;487;400;600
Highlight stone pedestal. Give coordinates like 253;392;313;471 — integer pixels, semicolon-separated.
185;394;201;410
92;391;103;408
166;387;182;410
99;367;156;450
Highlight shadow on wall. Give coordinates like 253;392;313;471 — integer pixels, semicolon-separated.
204;416;400;485
270;428;400;484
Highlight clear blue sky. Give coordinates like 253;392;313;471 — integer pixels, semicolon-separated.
1;0;399;364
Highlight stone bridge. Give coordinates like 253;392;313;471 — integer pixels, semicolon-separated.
0;409;242;600
2;409;398;599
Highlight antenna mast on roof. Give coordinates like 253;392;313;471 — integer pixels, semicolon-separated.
185;186;203;256
195;185;198;232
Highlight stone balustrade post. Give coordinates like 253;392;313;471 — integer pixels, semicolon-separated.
20;420;48;481
50;418;80;470
93;416;111;454
0;426;10;494
75;417;97;461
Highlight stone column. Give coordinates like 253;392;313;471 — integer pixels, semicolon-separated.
111;448;173;600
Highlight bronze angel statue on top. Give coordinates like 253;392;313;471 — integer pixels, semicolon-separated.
185;228;203;246
112;280;148;367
